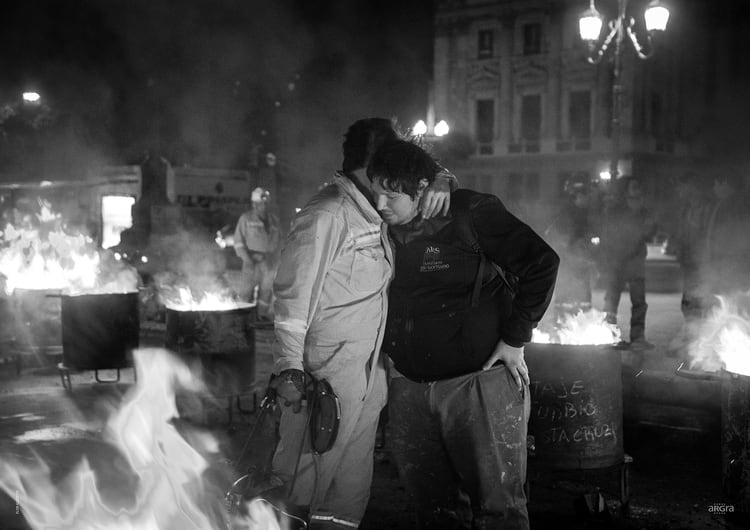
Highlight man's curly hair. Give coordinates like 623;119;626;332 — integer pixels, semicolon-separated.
366;139;439;199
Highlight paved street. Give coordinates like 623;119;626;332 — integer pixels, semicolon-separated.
0;289;745;529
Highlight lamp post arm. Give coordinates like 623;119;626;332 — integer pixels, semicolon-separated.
586;20;619;65
625;18;654;59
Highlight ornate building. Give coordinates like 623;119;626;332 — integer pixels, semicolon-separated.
431;0;708;227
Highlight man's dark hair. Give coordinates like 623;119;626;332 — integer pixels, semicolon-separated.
366;140;440;199
342;118;399;173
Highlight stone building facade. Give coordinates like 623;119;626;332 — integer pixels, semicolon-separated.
431;0;707;228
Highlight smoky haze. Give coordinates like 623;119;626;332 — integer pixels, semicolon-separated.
0;0;434;213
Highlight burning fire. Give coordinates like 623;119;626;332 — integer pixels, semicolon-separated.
0;199;138;295
0;348;283;529
533;308;621;345
687;294;750;376
159;285;253;312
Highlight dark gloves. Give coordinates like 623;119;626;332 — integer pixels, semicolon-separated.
270;369;306;413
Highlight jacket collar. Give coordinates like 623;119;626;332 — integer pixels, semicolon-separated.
334;171;382;225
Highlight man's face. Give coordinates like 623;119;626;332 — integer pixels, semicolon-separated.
371;179;421;225
253;198;268;216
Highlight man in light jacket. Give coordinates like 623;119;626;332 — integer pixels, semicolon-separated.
233;187;280;318
270;118;453;529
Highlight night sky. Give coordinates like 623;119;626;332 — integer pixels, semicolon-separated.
0;0;435;186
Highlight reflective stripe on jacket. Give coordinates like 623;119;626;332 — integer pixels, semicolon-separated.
233;208;280;255
273;173;393;384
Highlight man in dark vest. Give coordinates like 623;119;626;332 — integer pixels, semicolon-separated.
368;140;558;529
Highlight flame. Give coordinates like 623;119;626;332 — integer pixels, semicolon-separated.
533;308;621;345
688;294;750;376
0;348;284;529
0;199;138;295
161;286;253;312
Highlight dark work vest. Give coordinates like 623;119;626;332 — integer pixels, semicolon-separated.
384;218;513;382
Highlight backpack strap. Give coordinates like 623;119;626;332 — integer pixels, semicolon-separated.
452;191;516;302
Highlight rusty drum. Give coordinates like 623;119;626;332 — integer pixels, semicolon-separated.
526;343;624;470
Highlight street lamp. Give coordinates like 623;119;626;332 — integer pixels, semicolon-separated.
22;91;41;104
579;0;670;180
411;119;450;141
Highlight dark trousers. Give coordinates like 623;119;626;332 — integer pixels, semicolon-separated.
388;366;530;530
603;271;647;342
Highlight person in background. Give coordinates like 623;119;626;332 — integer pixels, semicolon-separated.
545;176;598;316
369;139;558;529
600;177;657;350
269;118;454;529
666;171;711;356
703;166;750;298
233;187;281;320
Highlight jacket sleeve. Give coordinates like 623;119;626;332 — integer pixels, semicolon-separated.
233;214;247;250
473;195;560;347
272;208;345;373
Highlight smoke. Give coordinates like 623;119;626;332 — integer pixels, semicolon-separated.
683;292;750;376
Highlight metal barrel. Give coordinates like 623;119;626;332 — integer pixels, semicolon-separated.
11;288;63;362
60;293;139;370
721;370;750;514
526;343;624;470
165;307;256;396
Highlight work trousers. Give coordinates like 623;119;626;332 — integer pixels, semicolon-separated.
603;271;647;342
272;364;386;529
388;365;530;529
239;259;275;317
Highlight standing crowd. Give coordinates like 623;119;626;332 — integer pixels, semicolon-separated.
545;164;750;356
232;116;747;528
243;117;560;529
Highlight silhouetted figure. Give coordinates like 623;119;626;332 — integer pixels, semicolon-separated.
703;167;750;298
546;176;598;315
600;177;657;350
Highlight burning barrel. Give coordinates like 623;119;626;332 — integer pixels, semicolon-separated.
165;304;256;396
720;370;750;514
10;288;64;362
526;343;623;470
60;292;139;371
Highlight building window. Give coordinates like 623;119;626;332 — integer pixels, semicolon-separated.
569;90;591;150
569;91;591;139
476;99;495;155
478;30;494;59
507;173;523;204
521;94;541;152
525;173;540;201
523;23;542;55
650;92;663;139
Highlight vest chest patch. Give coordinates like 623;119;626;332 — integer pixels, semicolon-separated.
419;245;450;272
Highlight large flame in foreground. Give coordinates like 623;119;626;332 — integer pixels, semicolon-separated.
0;199;138;295
687;294;750;377
0;349;281;529
533;308;621;345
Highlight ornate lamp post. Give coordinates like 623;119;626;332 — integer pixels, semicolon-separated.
579;0;670;180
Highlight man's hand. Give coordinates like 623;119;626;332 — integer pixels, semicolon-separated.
482;340;530;390
269;369;305;413
420;175;451;219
